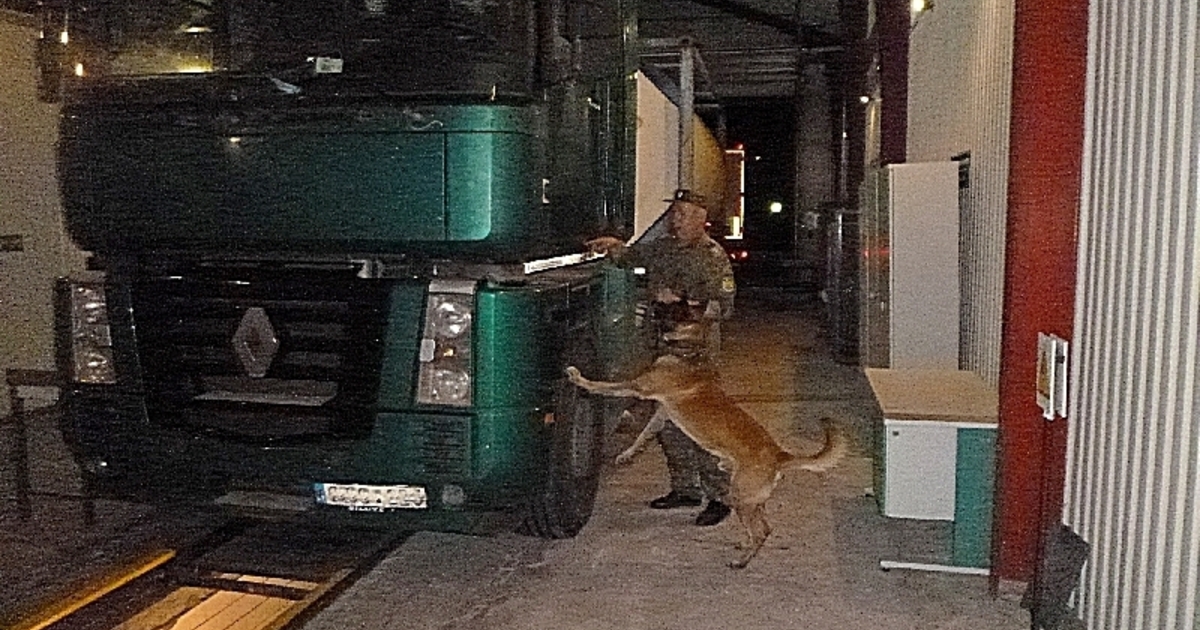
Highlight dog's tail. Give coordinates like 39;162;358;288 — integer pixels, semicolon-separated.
782;418;850;473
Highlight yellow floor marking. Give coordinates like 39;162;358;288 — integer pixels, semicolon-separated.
14;546;355;630
11;549;177;630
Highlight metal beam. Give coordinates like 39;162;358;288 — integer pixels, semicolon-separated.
681;0;797;35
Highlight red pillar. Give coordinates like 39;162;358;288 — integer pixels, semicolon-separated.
993;0;1088;581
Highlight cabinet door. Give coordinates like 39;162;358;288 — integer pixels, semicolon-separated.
883;421;957;520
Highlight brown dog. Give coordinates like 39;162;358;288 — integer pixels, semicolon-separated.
566;354;848;568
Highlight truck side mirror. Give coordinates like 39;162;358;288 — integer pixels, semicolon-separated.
36;7;68;103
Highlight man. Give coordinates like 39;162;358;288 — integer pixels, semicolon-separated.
586;189;736;526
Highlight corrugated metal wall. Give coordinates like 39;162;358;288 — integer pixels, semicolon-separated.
905;0;1013;387
959;0;1013;388
1065;1;1200;628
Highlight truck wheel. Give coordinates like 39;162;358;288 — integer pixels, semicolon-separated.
521;367;605;539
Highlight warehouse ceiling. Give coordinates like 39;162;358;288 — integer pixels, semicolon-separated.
638;0;846;102
0;0;846;103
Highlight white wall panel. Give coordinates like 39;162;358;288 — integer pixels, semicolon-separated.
1065;1;1200;628
633;71;724;239
634;71;681;239
0;14;87;416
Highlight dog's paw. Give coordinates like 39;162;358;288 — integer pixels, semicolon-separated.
564;366;582;382
614;450;635;466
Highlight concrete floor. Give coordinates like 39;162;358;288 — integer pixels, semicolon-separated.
305;288;1032;630
0;287;1032;629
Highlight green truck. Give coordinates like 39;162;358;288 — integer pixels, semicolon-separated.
35;0;723;538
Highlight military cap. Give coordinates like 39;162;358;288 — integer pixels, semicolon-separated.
665;188;708;208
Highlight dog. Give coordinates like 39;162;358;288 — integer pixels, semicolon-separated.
565;354;848;568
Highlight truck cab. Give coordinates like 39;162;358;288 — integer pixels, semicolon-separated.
40;0;642;537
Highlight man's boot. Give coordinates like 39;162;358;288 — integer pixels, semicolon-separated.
694;500;731;526
648;491;703;509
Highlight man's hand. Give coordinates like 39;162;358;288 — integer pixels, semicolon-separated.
585;236;625;256
564;366;584;385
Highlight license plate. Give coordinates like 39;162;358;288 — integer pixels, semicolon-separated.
314;482;428;511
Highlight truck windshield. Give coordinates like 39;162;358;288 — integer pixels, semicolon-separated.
66;0;537;97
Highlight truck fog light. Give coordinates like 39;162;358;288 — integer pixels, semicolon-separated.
441;484;466;506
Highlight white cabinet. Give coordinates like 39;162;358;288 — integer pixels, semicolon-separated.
882;419;959;520
866;369;999;568
859;162;960;369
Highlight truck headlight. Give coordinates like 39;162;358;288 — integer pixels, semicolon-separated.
425;367;471;401
68;281;117;384
428;295;471;338
416;280;475;406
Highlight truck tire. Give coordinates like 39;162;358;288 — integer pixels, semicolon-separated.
521;358;605;539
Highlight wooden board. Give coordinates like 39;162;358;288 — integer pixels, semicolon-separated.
865;369;998;424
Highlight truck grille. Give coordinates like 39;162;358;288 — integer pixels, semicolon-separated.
406;415;471;476
132;266;388;440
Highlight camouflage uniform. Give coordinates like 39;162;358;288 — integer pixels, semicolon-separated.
630;235;736;318
618;233;736;504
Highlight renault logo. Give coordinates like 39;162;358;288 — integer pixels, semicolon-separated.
232;307;279;378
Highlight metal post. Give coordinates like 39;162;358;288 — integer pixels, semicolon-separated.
678;40;695;190
5;371;34;521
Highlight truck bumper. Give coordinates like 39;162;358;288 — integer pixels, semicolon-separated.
60;391;550;528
